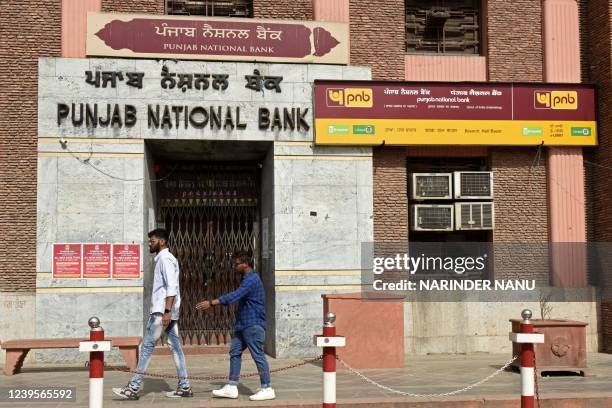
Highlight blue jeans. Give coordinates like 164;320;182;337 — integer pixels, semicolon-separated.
129;313;190;390
228;325;271;387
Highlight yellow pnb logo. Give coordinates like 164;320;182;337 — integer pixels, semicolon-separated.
326;88;373;108
534;91;578;110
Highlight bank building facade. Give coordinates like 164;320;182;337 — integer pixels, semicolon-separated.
1;0;611;364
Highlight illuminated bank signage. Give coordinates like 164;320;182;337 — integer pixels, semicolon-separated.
86;12;349;64
313;81;597;146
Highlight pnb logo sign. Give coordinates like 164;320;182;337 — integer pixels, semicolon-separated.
326;88;373;108
534;91;578;110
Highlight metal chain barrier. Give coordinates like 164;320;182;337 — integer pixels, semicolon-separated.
337;355;519;398
105;355;323;382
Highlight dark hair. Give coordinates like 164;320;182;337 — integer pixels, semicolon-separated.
148;228;169;242
232;251;253;267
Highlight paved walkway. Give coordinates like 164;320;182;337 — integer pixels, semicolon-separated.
2;352;612;407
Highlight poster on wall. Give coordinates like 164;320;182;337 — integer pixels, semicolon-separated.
314;81;598;146
83;244;111;279
112;244;141;279
52;244;82;278
87;12;349;64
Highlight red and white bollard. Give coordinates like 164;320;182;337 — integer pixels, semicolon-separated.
509;309;544;408
314;312;346;408
79;317;111;408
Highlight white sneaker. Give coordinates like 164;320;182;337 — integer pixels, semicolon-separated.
249;387;276;401
212;384;238;399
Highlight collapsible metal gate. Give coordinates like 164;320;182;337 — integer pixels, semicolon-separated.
157;162;259;345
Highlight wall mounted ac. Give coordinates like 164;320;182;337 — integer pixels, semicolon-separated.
455;202;494;230
411;173;453;200
454;171;493;199
410;204;454;231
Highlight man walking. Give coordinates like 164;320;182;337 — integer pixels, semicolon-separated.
196;251;275;401
113;228;192;400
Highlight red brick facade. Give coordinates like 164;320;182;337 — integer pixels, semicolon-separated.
349;0;405;81
584;0;612;353
101;0;164;14
0;1;61;292
490;149;549;282
253;0;313;20
373;147;408;243
486;0;543;82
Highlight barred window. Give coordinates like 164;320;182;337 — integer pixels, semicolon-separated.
166;0;252;17
405;0;481;54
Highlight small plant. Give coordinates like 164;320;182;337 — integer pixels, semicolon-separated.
539;290;553;320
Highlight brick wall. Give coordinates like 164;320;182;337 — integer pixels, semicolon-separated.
101;0;164;14
486;0;543;82
373;147;408;243
491;148;549;283
585;0;612;353
349;0;405;80
253;0;312;20
0;1;61;292
578;0;590;83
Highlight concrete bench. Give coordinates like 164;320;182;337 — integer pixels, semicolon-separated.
1;337;141;375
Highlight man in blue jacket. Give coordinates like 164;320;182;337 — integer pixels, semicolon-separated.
196;251;275;401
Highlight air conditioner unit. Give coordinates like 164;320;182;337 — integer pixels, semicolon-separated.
411;173;453;200
454;171;493;199
455;202;494;230
411;204;454;231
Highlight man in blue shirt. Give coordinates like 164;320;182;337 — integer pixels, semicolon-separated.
196;251;275;401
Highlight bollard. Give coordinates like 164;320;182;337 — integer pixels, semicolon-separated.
509;309;545;408
314;312;346;408
79;317;111;408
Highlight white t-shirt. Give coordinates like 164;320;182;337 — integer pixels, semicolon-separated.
150;248;181;320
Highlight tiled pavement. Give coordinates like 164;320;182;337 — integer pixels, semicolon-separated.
2;352;612;407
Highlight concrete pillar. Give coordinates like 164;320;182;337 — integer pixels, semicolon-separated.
543;0;587;287
62;0;101;58
313;0;349;22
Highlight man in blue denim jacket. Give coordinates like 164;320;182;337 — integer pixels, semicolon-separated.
196;251;275;401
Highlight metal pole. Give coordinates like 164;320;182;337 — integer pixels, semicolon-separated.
322;312;337;408
88;317;104;408
520;309;535;408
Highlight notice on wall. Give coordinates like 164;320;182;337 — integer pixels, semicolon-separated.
53;244;82;278
83;244;112;279
313;81;598;146
112;244;141;279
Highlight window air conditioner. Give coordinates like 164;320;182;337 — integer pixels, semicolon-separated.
411;173;453;200
455;202;494;230
411;204;454;231
454;171;493;199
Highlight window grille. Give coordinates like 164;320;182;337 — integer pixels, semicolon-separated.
405;0;480;54
166;0;252;17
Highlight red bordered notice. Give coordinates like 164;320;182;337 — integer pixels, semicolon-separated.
53;244;82;278
83;243;111;279
112;244;141;279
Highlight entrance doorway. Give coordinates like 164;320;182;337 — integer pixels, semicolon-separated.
147;140;272;347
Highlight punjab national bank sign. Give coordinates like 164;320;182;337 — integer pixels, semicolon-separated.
314;81;598;146
87;12;349;64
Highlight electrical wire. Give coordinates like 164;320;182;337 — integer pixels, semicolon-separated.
61;140;178;182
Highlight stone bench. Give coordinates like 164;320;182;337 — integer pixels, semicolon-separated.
1;337;141;375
